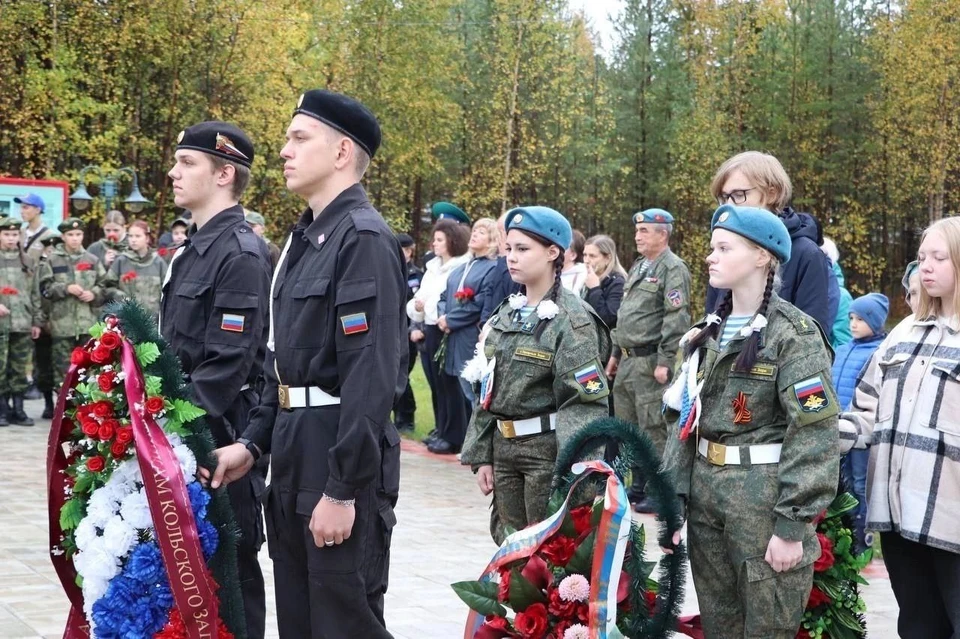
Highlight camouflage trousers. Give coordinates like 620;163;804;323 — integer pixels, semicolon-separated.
490;429;557;545
613;354;669;497
687;457;821;638
52;336;86;388
0;332;34;395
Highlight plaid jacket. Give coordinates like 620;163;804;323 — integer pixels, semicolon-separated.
841;314;960;554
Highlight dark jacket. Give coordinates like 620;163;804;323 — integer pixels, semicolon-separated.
489;255;521;311
831;332;884;410
583;271;625;329
438;255;499;377
706;208;838;340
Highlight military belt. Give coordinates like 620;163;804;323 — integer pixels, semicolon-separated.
278;385;341;410
497;413;557;439
697;437;782;466
622;343;658;358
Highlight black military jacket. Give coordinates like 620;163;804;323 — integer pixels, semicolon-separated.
159;205;272;443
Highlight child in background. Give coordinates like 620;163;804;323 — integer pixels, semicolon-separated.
831;292;889;553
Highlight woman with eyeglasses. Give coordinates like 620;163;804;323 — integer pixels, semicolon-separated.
706;152;839;342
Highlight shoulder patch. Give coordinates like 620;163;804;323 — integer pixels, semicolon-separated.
667;288;684;307
351;207;386;234
794;375;831;414
235;225;263;255
574;364;606;395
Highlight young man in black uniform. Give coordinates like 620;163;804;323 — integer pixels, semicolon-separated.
159;121;272;639
207;90;405;638
393;232;421;432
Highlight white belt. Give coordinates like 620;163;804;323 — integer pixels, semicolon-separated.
697;437;782;466
497;413;557;439
278;385;341;409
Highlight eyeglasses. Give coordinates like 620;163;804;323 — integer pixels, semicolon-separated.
717;188;756;205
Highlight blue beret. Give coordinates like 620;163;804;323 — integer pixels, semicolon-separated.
632;208;674;225
504;206;572;251
294;90;381;158
177;121;254;168
431;201;470;225
711;204;791;264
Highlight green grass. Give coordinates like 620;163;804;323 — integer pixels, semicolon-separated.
404;358;436;441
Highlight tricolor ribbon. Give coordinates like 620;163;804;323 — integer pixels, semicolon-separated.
463;460;631;639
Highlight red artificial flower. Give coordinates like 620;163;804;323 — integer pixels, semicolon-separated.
576;602;589;623
145;396;165;415
454;286;476;303
93;400;114;418
521;553;551;591
90;346;113;364
475;614;515;639
570;504;593;536
155;608;235;639
497;568;512;603
814;533;835;572
97;421;115;441
158;247;168;257
111;440;127;458
513;603;548;639
98;372;116;392
0;286;18;295
71;347;90;366
539;535;577;567
99;331;121;350
120;270;137;283
86;456;106;473
547;586;578;619
81;420;99;438
807;585;831;608
115;426;133;445
553;621;573;639
645;589;657;612
75;262;93;272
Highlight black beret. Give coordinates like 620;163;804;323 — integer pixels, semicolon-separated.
395;233;414;248
294;90;381;158
176;121;254;168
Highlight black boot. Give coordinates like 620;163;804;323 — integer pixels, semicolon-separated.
24;382;41;400
10;395;33;426
42;390;54;419
0;395;9;427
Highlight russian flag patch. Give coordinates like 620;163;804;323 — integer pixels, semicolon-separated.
794;375;828;413
340;312;369;335
574;364;605;395
220;313;245;333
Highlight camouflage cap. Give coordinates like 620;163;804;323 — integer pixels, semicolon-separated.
58;217;86;233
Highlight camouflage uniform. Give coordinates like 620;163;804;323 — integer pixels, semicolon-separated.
612;248;690;501
36;246;106;386
102;249;167;320
0;248;37;397
23;225;58;410
87;236;129;266
663;296;840;638
461;287;612;543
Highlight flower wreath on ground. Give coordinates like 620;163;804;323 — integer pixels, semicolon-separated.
453;418;687;639
47;300;245;639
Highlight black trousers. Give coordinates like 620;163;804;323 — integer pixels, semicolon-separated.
421;325;444;431
33;330;54;392
436;368;469;447
882;531;960;639
393;341;418;426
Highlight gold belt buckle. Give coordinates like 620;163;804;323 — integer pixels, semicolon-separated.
499;420;516;438
706;441;726;466
278;385;291;409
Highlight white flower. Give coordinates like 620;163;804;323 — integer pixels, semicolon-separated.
508;293;527;310
108;458;142;489
460;351;487;383
166;433;182;448
102;517;138;559
739;313;768;337
174;444;197;482
74;518;99;552
73;537;120;581
563;625;589;639
706;313;722;326
535;300;559;320
119;489;153;530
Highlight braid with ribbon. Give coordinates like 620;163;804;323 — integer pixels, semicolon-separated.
684;290;732;356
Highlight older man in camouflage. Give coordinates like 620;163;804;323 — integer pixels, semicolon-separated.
605;208;690;513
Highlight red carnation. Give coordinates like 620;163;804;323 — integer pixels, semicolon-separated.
115;426;133;445
98;372;116;392
158;247;168;257
75;262;93;272
547;586;578;619
81;420;99;438
645;589;657;611
97;421;115;441
145;396;165;415
807;585;831;608
454;286;476;303
540;535;577;567
0;286;19;295
475;615;514;639
86;456;106;473
93;400;114;418
71;347;90;366
576;602;589;623
814;533;835;572
111;440;127;458
90;346;113;364
513;603;548;639
120;270;137;283
497;568;512;603
570;504;593;536
99;331;121;350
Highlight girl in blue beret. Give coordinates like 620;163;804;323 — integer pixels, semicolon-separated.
662;204;839;638
460;206;611;543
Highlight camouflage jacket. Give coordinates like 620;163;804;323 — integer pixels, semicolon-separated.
36;247;107;338
613;247;691;369
662;295;840;542
460;287;612;469
103;250;167;318
23;226;58;263
0;249;36;333
87;237;130;266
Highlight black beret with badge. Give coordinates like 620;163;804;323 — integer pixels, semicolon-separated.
293;90;382;158
176;121;254;168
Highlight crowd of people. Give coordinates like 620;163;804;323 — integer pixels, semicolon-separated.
4;90;955;638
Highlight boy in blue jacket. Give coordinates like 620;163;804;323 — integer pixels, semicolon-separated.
832;292;889;553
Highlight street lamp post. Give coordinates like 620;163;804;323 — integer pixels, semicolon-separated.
69;165;152;214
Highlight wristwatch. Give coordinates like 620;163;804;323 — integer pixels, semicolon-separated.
236;437;262;462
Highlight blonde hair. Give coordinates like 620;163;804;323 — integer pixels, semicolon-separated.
916;217;960;320
471;218;500;259
585;235;627;280
711;151;793;212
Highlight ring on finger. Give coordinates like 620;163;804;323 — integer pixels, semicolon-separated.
324;539;334;546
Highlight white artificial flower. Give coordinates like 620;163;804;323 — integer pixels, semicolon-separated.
119;489;153;530
73;537;120;582
108;458;142;489
166;433;182;448
102;517;138;559
739;314;768;337
706;313;722;326
460;352;486;383
74;518;99;552
508;293;527;310
174;444;197;482
536;300;559;320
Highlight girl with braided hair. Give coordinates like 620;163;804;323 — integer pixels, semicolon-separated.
460;206;611;543
662;204;839;638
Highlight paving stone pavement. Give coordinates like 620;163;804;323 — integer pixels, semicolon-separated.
1;400;900;638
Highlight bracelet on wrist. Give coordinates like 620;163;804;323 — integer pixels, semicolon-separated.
322;494;356;507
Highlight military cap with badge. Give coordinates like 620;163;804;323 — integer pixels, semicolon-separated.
0;217;23;232
431;202;471;226
58;217;86;234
